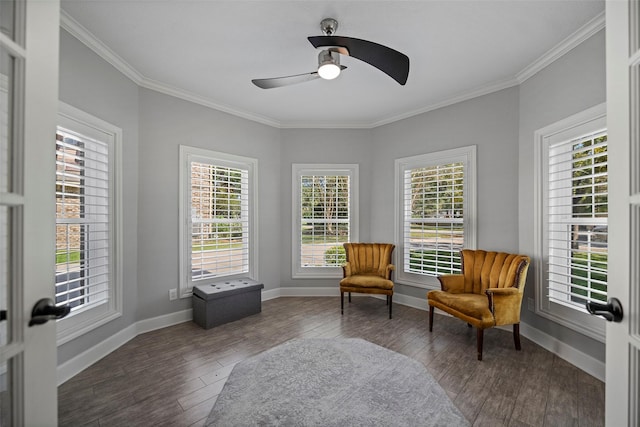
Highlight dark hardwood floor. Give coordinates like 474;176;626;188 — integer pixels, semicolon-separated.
58;297;605;426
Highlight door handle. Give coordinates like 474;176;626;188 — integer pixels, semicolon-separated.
586;298;623;322
28;298;71;327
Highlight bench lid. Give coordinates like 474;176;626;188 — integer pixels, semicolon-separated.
193;278;263;300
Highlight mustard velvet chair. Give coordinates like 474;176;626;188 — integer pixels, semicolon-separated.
340;243;395;319
427;249;530;360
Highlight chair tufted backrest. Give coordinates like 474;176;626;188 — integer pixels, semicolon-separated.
461;249;530;294
343;243;395;277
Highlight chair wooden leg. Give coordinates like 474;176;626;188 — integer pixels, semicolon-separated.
348;292;351;303
513;323;521;351
477;328;484;361
388;295;393;319
341;291;344;315
428;305;434;332
386;295;389;305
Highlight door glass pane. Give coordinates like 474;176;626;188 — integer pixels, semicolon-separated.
0;48;14;194
0;206;9;347
0;0;15;40
0;359;11;426
634;64;640;194
632;0;640;55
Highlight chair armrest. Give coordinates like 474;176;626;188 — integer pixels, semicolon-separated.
342;262;352;278
437;274;465;293
385;264;395;279
485;287;523;324
485;287;519;296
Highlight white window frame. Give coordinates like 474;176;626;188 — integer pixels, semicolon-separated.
394;146;477;289
534;102;607;342
179;146;258;297
55;102;123;346
292;164;359;278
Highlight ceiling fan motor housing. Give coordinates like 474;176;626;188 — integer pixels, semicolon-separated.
317;50;341;80
318;50;340;67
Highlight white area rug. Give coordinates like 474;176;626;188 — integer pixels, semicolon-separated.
205;338;469;426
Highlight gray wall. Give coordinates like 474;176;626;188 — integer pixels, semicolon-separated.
57;30;140;364
57;26;606;368
279;128;373;288
371;87;520;299
137;89;282;320
278;88;521;297
518;30;606;361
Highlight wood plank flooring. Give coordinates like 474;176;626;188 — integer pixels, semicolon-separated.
58;297;605;426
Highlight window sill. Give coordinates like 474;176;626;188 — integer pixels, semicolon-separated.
534;303;605;343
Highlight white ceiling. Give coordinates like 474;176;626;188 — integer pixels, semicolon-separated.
60;0;605;128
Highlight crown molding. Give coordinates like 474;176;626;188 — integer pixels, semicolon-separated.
516;10;605;84
60;8;604;129
60;9;282;128
279;120;376;129
368;77;520;128
60;9;145;84
139;77;282;128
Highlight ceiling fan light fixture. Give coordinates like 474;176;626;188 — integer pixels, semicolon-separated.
251;17;409;89
317;50;341;80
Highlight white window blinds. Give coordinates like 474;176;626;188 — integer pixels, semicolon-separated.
403;162;464;276
547;131;608;309
55;129;111;312
300;174;350;267
190;161;249;281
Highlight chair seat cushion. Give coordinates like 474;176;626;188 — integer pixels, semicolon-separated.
427;291;495;328
340;274;394;290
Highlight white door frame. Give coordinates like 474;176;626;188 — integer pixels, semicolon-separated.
605;1;638;425
21;0;60;425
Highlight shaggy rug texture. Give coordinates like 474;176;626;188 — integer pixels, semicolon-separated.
205;338;469;426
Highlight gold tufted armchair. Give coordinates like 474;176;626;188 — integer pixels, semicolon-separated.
340;243;395;319
427;249;530;360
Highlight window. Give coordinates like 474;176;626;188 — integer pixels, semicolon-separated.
292;164;358;278
534;103;607;341
179;146;257;296
395;146;476;288
55;102;122;345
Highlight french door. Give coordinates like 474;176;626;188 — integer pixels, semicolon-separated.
606;0;640;425
0;0;60;425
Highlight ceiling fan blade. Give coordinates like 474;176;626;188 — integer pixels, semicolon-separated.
308;36;409;85
252;66;347;89
252;71;319;89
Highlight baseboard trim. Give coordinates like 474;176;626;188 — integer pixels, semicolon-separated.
57;288;605;384
518;322;605;381
261;288;281;301
57;309;193;386
57;323;137;386
278;287;339;297
390;293;429;311
136;309;193;335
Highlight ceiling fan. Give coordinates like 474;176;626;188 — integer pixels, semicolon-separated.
251;18;410;89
